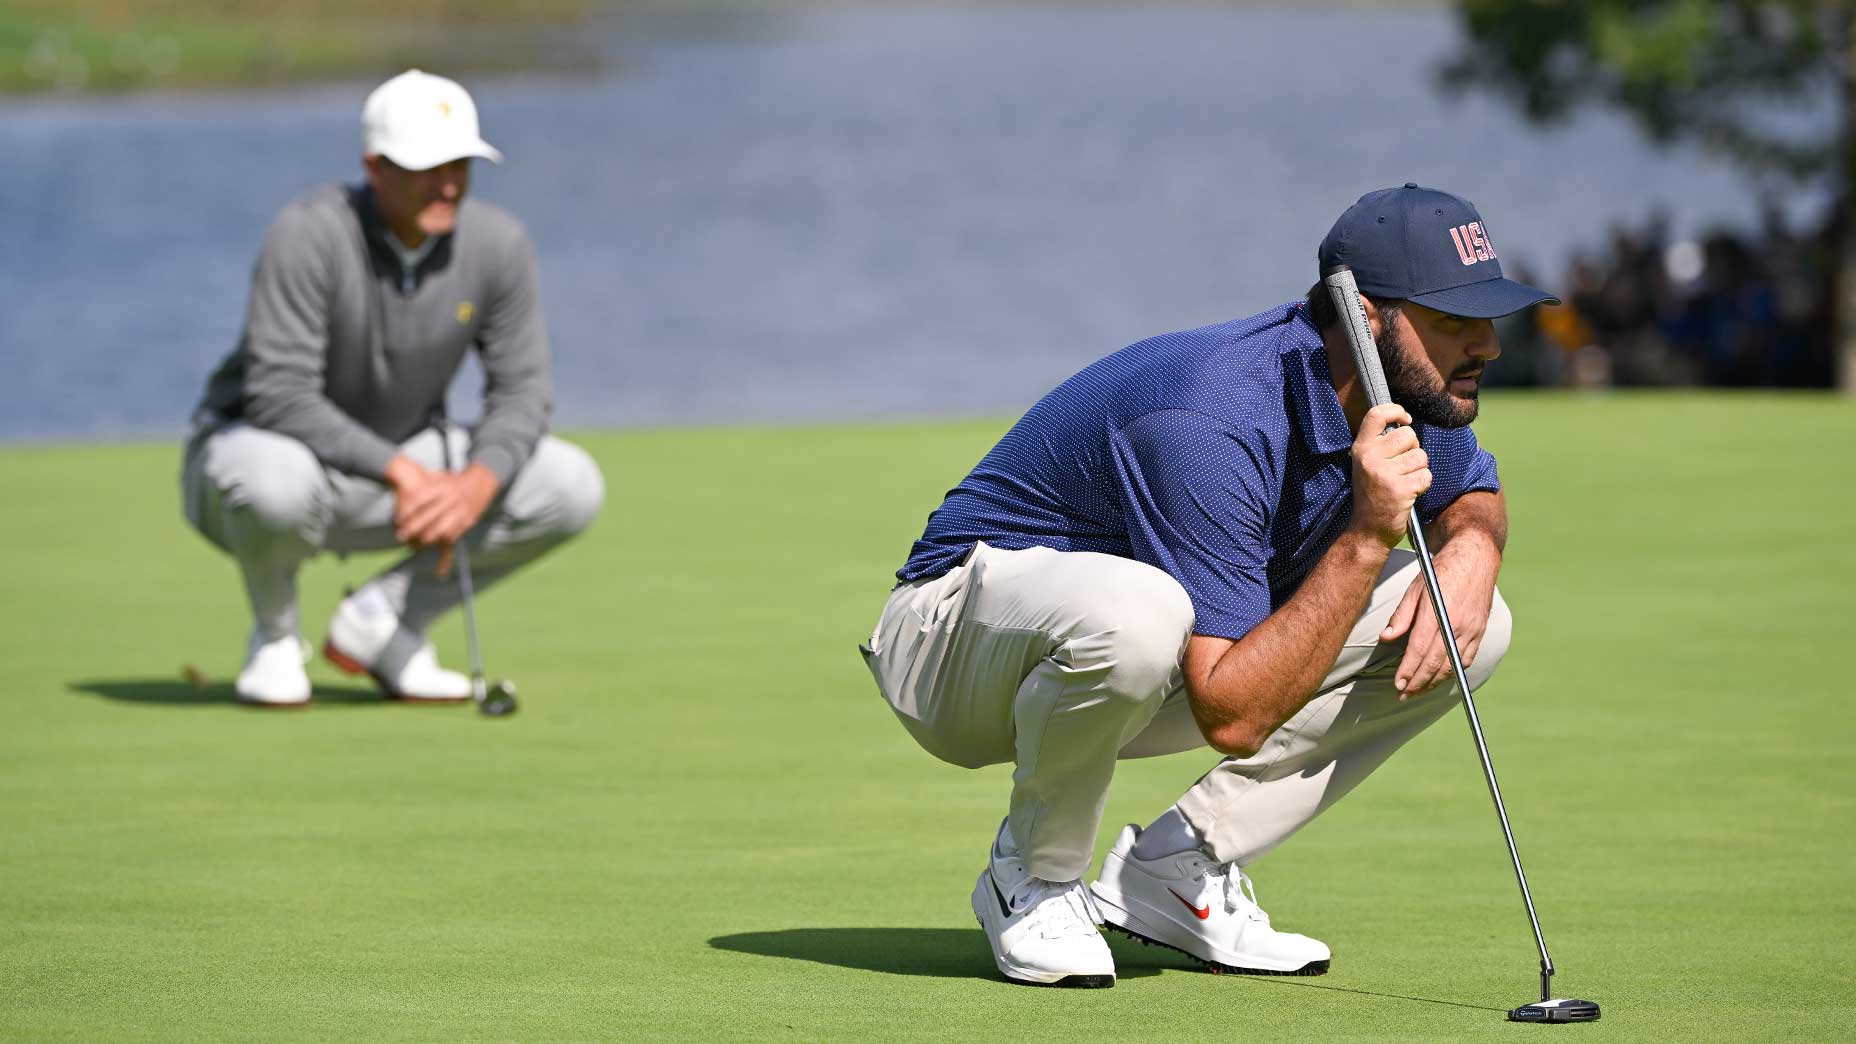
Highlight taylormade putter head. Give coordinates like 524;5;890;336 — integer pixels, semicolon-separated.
478;679;518;717
1508;999;1601;1023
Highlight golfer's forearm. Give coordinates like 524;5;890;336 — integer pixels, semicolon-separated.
473;367;550;485
1426;489;1507;557
244;378;399;478
1188;529;1389;756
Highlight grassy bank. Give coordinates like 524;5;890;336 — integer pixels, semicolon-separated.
1;0;1448;93
0;396;1850;1041
0;0;602;93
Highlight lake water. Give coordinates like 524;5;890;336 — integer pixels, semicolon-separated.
0;4;1826;443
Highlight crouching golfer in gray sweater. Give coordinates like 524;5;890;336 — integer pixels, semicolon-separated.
184;70;604;706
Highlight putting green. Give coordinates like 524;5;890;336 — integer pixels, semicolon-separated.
0;393;1848;1042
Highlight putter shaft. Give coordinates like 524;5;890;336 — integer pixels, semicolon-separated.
433;412;490;703
1322;265;1556;1002
451;525;489;701
1405;508;1553;1000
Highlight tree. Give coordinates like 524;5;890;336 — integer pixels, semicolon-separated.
1441;0;1855;391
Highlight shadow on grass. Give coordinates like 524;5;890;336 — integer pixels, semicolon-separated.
710;927;1160;980
71;677;386;708
709;929;1501;1005
1111;931;1505;1010
1238;974;1509;1013
1113;934;1508;1009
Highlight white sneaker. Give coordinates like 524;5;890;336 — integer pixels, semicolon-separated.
970;823;1115;988
1090;824;1330;975
322;598;471;703
236;632;312;707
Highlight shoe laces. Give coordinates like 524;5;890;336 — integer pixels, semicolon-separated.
1220;864;1271;925
1011;876;1103;939
1186;855;1271;924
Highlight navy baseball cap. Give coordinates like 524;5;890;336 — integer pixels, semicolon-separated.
1318;183;1558;318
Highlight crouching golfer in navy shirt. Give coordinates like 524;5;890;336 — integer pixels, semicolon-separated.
860;185;1557;988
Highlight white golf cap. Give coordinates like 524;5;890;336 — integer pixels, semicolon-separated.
362;69;503;170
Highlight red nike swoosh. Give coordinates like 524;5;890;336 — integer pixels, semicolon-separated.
1169;888;1211;920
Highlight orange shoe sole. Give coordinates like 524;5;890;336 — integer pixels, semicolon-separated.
322;639;471;704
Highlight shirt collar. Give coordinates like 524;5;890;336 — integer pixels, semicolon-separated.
353;184;449;259
387;232;439;274
1282;305;1355;457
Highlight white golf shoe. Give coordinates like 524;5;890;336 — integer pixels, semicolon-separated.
1090;824;1330;975
322;598;471;703
236;632;312;707
970;824;1115;988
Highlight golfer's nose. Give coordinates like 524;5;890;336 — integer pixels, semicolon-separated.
1468;318;1500;360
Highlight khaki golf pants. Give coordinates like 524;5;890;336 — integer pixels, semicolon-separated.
182;422;604;669
861;541;1512;882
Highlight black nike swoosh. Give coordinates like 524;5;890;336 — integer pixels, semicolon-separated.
988;872;1013;918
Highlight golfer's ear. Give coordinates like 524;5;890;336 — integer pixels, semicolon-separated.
1359;296;1382;340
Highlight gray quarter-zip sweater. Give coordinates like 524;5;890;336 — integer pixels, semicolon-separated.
194;183;551;484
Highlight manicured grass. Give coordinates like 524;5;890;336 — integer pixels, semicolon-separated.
0;0;1451;94
0;0;599;94
0;393;1849;1042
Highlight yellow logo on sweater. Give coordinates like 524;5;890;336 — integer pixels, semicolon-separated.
456;301;475;324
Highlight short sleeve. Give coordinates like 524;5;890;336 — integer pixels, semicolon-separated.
1109;409;1285;640
1415;424;1500;525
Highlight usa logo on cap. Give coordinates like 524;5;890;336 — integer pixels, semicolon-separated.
1318;183;1556;319
1450;222;1495;266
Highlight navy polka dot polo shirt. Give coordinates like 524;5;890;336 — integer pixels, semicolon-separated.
898;302;1500;640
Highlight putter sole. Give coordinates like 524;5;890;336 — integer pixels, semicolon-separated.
477;681;520;717
1509;999;1601;1023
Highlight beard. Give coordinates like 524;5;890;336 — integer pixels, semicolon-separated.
1378;312;1481;428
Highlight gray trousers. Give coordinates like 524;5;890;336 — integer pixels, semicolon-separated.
182;422;604;645
861;541;1512;882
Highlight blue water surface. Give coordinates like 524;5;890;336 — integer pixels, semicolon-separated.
0;5;1826;442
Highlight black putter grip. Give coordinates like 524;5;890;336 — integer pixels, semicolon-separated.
1321;264;1395;411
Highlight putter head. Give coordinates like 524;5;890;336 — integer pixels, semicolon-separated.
1508;999;1601;1023
478;679;519;718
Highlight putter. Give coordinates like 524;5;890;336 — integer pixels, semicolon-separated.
434;411;520;718
1322;265;1598;1025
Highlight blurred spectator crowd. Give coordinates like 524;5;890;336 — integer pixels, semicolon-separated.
1492;209;1835;389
